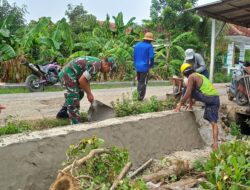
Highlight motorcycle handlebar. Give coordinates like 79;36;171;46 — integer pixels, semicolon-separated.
239;60;250;67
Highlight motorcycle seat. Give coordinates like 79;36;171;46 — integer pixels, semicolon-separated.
36;65;47;74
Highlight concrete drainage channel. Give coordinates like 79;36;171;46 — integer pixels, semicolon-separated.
0;111;207;190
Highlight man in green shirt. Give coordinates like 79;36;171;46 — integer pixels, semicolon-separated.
175;63;220;150
56;56;115;124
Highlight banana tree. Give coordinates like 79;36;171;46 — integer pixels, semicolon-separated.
21;17;73;63
0;13;18;61
153;31;202;78
0;28;16;61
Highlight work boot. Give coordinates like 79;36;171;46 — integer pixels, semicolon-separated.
56;106;69;119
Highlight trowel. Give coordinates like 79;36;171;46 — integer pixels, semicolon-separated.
87;100;115;122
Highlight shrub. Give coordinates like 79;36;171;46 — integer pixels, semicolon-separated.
229;122;242;138
111;91;177;117
213;72;231;83
195;140;250;190
61;136;148;189
168;59;183;76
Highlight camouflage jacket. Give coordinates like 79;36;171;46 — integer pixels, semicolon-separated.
63;56;102;81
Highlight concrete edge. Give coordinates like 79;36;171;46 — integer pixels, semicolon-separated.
0;110;181;147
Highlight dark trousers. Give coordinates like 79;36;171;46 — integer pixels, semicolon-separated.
137;72;149;101
200;69;209;78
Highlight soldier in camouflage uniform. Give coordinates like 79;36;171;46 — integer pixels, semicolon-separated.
56;56;115;124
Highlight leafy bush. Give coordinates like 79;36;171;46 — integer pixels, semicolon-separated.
111;91;177;117
195;140;250;190
213;72;231;83
168;59;183;76
229;122;242;138
63;136;148;189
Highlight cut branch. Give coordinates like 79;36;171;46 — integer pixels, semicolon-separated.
157;177;198;189
110;162;132;190
62;148;110;173
142;161;190;182
129;158;153;179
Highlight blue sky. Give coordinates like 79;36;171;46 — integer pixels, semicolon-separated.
7;0;214;24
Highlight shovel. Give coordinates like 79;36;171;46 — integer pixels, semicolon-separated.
87;100;115;122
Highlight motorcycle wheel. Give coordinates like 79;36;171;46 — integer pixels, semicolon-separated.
235;91;248;106
25;74;44;92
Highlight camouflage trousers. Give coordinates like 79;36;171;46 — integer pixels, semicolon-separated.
59;68;84;124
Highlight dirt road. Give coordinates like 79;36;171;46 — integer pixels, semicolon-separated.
0;84;228;124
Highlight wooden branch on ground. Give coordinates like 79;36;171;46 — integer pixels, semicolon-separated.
129;158;153;179
62;148;110;173
156;177;199;190
142;161;190;182
70;159;76;177
110;162;132;190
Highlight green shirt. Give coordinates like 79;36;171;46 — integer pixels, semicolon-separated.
195;73;219;96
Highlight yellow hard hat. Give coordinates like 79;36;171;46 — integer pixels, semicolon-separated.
180;63;192;74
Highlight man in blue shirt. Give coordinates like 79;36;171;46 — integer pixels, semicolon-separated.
134;32;155;101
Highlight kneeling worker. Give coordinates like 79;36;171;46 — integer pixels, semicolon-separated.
57;56;115;124
174;63;220;150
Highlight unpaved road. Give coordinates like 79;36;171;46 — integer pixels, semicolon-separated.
0;84;228;125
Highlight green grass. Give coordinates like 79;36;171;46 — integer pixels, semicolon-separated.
0;118;69;136
0;113;88;136
0;81;170;94
0;86;63;94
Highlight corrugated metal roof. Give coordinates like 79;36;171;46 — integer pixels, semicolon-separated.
194;0;250;28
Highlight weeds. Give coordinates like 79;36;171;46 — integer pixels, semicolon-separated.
111;91;177;117
0;120;30;135
0;112;88;136
229;122;242;138
195;140;250;190
213;73;232;83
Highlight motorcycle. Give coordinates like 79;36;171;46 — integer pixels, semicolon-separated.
22;61;61;92
226;61;250;106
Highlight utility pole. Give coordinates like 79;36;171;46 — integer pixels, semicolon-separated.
209;19;216;82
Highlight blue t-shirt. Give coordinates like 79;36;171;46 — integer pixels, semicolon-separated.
134;41;154;72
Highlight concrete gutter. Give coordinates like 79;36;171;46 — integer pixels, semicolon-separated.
0;111;204;190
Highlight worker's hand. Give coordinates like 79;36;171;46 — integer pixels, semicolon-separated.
87;93;94;103
185;105;193;111
0;104;6;113
174;103;182;112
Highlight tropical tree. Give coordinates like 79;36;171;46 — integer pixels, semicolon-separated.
65;3;97;35
0;0;27;61
19;17;73;63
0;1;28;82
153;31;203;78
0;0;26;32
72;12;137;80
